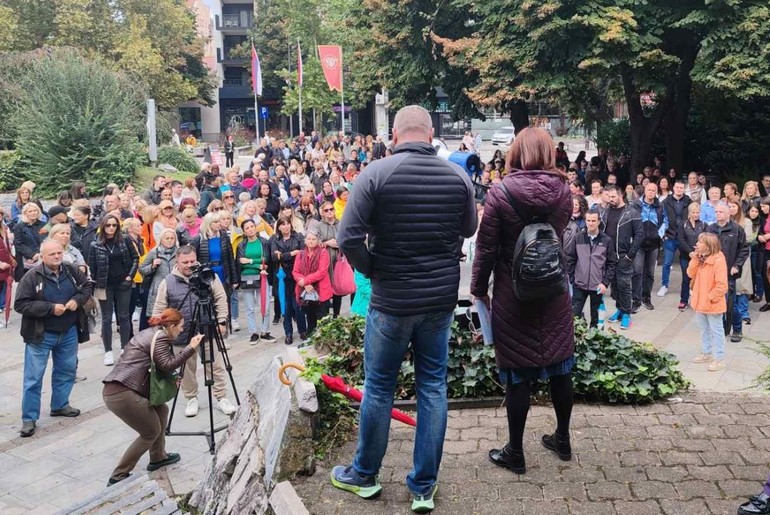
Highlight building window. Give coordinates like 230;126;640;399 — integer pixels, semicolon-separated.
179;107;202;138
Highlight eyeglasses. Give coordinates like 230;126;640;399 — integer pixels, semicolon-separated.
104;223;118;228
223;195;234;199
322;208;334;213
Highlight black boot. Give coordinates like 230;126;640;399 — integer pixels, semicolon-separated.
541;432;572;461
739;492;770;515
488;444;525;474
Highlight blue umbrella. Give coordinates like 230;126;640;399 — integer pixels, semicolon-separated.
276;267;287;316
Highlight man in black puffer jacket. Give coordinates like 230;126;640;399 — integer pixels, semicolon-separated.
335;105;477;511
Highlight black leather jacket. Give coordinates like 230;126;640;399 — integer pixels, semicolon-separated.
88;237;139;289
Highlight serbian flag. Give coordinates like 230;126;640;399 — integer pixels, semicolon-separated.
251;44;263;96
297;39;303;88
317;45;343;92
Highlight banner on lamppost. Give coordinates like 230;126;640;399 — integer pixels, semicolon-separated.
317;45;343;92
251;44;263;96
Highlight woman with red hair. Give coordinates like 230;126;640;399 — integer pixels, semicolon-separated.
102;308;203;486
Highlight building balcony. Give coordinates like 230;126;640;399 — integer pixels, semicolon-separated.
217;47;247;65
215;14;252;35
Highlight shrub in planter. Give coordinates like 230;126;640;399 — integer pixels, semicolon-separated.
156;145;199;173
306;315;689;405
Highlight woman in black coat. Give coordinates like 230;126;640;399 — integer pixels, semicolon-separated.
88;215;139;366
13;203;46;282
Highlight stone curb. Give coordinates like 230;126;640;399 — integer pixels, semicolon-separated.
269;481;311;515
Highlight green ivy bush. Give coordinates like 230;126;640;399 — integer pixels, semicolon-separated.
306;315;689;405
156;145;200;173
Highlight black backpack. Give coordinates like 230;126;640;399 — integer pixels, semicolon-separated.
498;184;567;301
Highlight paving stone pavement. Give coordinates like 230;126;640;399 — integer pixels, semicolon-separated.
294;391;770;514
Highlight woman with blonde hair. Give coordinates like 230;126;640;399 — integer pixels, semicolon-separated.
181;177;200;203
11;186;34;224
140;205;159;252
139;228;179;323
728;199;754;326
176;206;202;246
471;127;573;474
741;181;761;213
13;203;46;281
48;223;87;274
688;233;728;371
191;212;238;322
206;199;225;214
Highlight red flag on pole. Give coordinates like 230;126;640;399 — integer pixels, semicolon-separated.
251;44;263;96
297;39;303;88
317;45;343;92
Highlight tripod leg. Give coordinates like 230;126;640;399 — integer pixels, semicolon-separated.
166;358;186;436
205;329;217;454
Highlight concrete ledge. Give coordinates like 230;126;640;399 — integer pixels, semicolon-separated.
283;347;319;413
269;481;311;515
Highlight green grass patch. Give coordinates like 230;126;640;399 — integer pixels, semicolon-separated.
134;166;197;189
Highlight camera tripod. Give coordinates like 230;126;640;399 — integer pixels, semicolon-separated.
166;293;240;454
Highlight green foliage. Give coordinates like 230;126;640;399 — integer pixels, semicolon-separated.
12;49;145;196
572;320;690;403
596;118;632;157
0;150;28;191
751;336;770;391
300;356;358;459
0;0;215;111
156;145;199;173
278;56;341;127
308;315;689;405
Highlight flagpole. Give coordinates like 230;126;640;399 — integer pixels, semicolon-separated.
252;39;260;143
298;38;303;137
340;54;345;133
288;38;293;138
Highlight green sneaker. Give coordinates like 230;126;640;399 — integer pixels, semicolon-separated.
411;484;438;513
330;465;382;499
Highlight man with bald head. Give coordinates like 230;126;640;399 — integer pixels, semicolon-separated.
15;240;94;437
335;105;477;512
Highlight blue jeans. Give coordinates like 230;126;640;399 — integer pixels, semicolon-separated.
282;276;306;336
352;307;453;496
695;312;725;361
22;326;78;422
734;293;749;320
231;288;239;320
243;285;270;334
661;239;679;288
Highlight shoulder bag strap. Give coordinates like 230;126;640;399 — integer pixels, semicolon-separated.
149;329;161;369
497;183;530;223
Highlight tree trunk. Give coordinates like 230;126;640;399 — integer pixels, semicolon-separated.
621;65;673;176
664;36;700;177
508;100;529;134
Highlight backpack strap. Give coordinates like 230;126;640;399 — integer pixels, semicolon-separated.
497;183;539;223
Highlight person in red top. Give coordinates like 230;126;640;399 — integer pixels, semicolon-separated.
0;208;15;325
292;229;332;335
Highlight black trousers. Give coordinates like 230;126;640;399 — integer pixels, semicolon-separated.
572;287;602;327
305;300;329;333
225;152;234;167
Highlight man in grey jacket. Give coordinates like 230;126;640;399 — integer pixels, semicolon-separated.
332;105;477;512
567;209;617;327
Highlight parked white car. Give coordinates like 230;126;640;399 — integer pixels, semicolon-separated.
491;126;515;146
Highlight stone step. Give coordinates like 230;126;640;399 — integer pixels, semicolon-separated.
56;472;186;515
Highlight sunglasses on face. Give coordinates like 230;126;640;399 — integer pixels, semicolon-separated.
322;208;334;213
104;223;118;228
213;207;224;211
223;195;234;199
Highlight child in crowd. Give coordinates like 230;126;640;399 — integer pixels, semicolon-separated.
688;233;728;371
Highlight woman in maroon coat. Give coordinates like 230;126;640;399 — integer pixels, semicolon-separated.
471;127;575;475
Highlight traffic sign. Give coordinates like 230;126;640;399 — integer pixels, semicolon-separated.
260;106;269;119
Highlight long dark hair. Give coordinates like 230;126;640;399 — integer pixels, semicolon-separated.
69;181;86;200
98;215;123;244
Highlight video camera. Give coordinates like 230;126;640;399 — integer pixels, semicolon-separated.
189;262;216;297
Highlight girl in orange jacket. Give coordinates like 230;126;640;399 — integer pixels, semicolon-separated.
688;233;728;371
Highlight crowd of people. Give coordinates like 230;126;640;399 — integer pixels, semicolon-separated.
473;145;766;372
9;112;770;512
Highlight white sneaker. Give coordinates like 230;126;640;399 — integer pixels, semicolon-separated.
0;321;5;328
656;286;668;297
231;319;241;332
185;398;199;417
103;351;114;366
216;398;236;415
